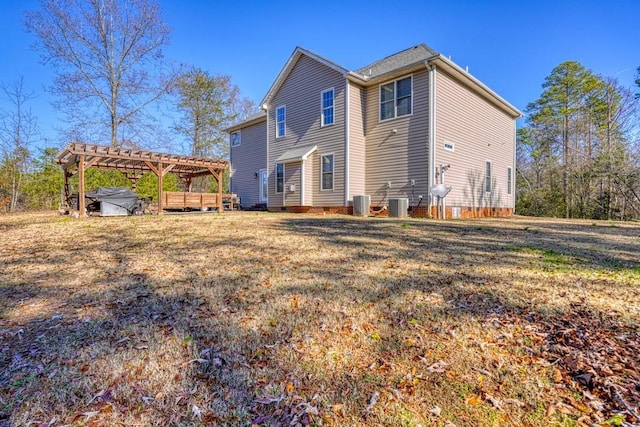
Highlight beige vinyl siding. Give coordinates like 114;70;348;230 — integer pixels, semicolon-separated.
304;156;314;205
267;55;346;208
230;120;267;207
283;161;302;206
435;70;515;210
348;82;366;201
364;70;430;207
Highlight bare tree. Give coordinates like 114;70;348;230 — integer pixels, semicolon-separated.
25;0;177;148
0;78;39;212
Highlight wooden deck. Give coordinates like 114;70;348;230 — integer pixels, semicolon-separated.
161;192;239;211
162;192;218;210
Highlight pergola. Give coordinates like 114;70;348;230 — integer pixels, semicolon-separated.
56;142;228;216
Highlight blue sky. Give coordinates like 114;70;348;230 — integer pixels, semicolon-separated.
1;0;639;150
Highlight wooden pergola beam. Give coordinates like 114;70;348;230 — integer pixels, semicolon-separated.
56;142;228;216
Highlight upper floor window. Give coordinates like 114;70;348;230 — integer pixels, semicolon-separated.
230;131;241;147
276;106;286;138
321;154;334;191
321;88;334;126
380;75;412;121
275;163;284;193
485;161;492;193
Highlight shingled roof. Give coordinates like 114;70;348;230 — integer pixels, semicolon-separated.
355;44;438;79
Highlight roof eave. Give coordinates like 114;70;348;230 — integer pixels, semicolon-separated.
428;54;523;118
225;113;267;133
261;47;350;109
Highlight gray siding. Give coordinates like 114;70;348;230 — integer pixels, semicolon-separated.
267;55;346;208
364;70;430;207
348;82;366;201
230;120;267;207
435;69;515;210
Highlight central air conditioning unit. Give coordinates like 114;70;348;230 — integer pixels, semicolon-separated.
353;195;370;216
389;198;409;218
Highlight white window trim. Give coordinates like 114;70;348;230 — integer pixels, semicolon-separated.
507;166;512;195
320;153;334;192
260;169;268;203
276;105;286;138
230;130;241;147
443;140;455;152
275;163;285;194
379;74;413;122
321;87;335;127
485;160;492;193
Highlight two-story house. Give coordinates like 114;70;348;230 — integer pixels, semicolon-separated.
227;44;521;218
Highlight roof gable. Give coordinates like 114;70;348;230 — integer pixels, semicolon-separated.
261;47;349;108
355;44;437;79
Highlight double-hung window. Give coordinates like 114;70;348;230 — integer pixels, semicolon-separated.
230;131;241;147
276;106;286;138
275;163;284;193
485;161;492;193
321;154;334;191
380;75;412;121
321;88;334;126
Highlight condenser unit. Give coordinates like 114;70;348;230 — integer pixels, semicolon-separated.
389;198;409;218
353;195;371;216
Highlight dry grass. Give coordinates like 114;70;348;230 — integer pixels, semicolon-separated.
1;212;639;426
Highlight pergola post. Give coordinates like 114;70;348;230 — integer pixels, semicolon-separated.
217;171;223;213
78;155;86;218
157;161;164;215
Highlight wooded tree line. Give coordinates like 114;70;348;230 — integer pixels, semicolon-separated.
517;62;640;220
0;0;252;213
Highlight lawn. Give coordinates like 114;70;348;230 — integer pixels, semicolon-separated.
1;212;639;426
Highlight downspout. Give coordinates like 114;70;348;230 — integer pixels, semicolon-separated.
513;119;517;215
428;63;437;217
344;78;350;207
264;104;270;208
301;160;305;205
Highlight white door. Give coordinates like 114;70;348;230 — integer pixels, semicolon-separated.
259;169;268;203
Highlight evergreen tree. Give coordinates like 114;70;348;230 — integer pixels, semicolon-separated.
23;147;63;210
173;68;255;159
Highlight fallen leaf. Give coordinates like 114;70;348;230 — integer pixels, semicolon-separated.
366;391;379;412
425;360;449;373
465;394;482;407
88;389;105;404
255;395;284;405
82;411;99;420
331;403;345;417
192;404;202;420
